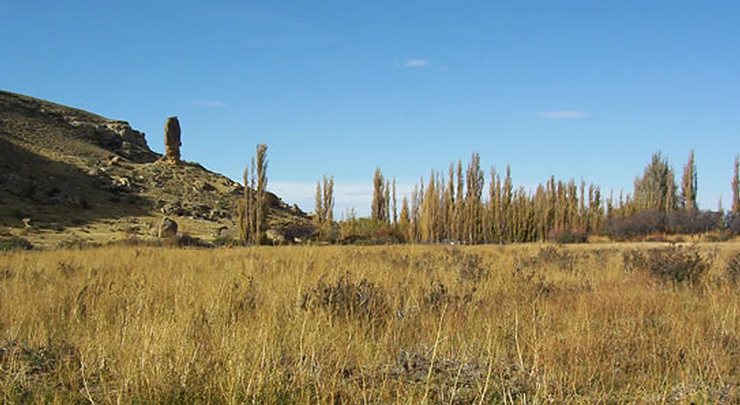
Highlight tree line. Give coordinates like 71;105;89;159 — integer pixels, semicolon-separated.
236;145;740;245
362;151;740;244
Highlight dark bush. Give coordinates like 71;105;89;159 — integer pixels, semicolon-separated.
457;253;488;283
519;246;578;272
604;210;725;240
729;215;740;235
300;273;390;324
176;233;212;248
212;235;237;247
603;210;665;240
622;249;649;273
726;253;740;284
667;210;724;234
423;281;475;312
0;237;33;251
338;218;405;245
623;246;709;284
548;228;588;244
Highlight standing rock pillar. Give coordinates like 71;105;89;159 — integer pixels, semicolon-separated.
164;116;181;164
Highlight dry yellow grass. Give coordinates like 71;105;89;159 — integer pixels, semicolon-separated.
0;244;738;404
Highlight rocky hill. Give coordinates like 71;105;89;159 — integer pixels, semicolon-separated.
0;91;313;248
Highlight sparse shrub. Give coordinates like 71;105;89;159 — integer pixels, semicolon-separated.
643;233;669;242
730;215;740;235
602;210;665;240
549;228;588;244
300;273;390;324
667;210;723;234
57;261;80;277
212;235;236;247
726;252;740;284
0;236;33;251
338;218;405;245
515;246;577;273
226;278;258;322
622;249;649;273
604;210;725;240
423;281;476;312
457;252;488;283
703;231;734;242
54;238;94;250
625;246;709;284
175;233;212;248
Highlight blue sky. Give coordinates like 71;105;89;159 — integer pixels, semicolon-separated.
2;1;739;216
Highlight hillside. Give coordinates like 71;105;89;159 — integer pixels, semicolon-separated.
0;90;312;248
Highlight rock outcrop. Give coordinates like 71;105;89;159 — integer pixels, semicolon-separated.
158;217;178;238
0;90;316;248
164;117;181;164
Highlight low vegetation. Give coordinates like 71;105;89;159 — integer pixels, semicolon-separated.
1;244;737;403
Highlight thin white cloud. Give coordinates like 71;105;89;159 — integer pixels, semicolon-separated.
403;59;430;68
539;111;589;120
188;100;228;108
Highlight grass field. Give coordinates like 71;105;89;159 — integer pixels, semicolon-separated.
1;243;738;404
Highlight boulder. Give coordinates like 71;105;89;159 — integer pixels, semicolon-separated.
158;217;178;239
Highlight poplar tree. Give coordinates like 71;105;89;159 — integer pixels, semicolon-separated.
391;177;398;225
237;144;268;245
464;152;484;243
420;172;443;242
502;166;513;241
399;197;411;238
371;168;388;223
733;155;740;215
237;159;255;243
322;175;335;224
455;160;465;241
254;144;269;244
680;150;698;211
314;180;324;228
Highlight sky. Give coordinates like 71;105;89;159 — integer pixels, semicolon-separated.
2;1;739;216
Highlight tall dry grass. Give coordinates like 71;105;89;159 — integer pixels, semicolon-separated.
0;244;737;403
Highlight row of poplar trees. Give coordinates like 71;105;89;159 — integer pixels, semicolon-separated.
369;151;740;244
237;144;269;244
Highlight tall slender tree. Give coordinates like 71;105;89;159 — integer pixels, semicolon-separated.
237;144;268;245
371;168;389;223
680;150;698;210
391;177;398;225
732;155;740;215
322;175;335;224
464;152;484;243
314;180;324;228
254;144;268;244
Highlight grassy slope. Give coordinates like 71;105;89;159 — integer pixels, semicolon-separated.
0;243;737;403
0;91;311;248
